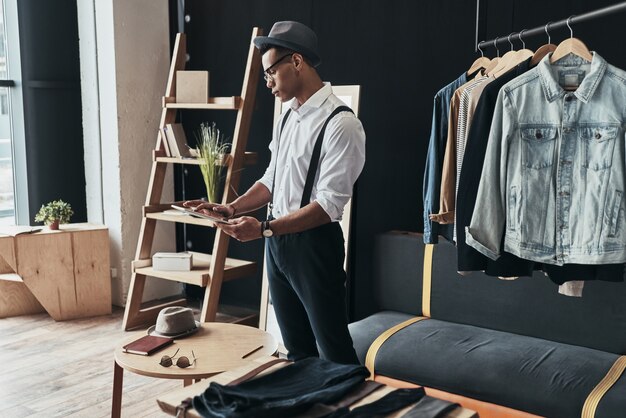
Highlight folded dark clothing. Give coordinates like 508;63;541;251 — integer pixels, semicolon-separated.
299;381;385;417
192;357;370;418
324;388;426;418
400;396;460;418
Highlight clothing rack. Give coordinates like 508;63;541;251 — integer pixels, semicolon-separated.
476;1;626;51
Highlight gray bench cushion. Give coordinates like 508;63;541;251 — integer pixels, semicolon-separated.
350;311;626;417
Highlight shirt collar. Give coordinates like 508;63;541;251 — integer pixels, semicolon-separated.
290;82;333;114
537;51;607;103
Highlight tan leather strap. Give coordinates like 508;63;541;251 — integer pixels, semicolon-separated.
422;244;434;317
365;316;428;380
581;355;626;418
175;397;192;418
226;358;289;386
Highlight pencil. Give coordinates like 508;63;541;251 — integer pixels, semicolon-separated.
242;345;264;359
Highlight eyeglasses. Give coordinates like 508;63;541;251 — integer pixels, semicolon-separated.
263;53;293;83
159;348;197;368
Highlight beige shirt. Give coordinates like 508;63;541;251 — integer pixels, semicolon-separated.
430;75;489;226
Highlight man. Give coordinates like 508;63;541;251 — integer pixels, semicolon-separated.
185;21;365;364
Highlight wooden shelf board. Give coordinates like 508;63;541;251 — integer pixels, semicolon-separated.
166;96;241;110
155;152;258;166
215;304;259;326
134;252;256;287
144;202;237;228
145;211;218;227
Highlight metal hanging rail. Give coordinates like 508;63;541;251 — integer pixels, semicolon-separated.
477;1;626;50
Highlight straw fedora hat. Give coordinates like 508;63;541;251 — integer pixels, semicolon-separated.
147;306;200;339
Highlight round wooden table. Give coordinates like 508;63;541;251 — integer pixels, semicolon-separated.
112;322;277;418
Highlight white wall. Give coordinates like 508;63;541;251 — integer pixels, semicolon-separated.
78;0;182;306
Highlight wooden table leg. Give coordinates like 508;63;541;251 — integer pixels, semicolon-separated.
112;360;124;418
183;378;193;387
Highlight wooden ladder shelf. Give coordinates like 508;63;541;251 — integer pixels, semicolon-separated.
122;28;262;330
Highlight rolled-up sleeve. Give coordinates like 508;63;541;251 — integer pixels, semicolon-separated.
257;118;281;192
313;114;366;221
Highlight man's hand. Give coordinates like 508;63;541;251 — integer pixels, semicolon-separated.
183;200;235;218
217;216;262;242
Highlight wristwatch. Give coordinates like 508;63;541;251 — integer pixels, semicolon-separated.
262;220;274;238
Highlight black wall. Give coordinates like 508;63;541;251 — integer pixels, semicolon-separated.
176;0;626;319
17;0;86;223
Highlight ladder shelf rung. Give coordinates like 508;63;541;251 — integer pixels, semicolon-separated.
154;152;258;166
145;211;217;227
165;96;242;110
133;252;257;287
144;202;220;227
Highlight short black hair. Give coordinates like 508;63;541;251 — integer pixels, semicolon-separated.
260;45;314;67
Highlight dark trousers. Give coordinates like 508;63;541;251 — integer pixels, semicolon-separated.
265;221;359;364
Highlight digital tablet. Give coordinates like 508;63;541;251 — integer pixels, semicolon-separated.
170;205;231;224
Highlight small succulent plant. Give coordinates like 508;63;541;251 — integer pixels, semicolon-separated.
34;199;74;228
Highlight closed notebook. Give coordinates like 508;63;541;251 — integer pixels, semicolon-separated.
122;335;173;356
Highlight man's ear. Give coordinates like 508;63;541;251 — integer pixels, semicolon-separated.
292;53;305;70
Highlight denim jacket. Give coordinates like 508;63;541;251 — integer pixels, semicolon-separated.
466;52;626;265
423;73;467;243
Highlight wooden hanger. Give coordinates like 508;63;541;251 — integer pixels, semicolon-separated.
500;30;534;74
483;57;500;75
467;56;491;77
482;37;502;75
514;30;534;60
485;34;517;76
468;40;491;76
491;48;534;79
550;16;593;63
531;44;557;66
488;33;532;78
550;38;592;63
487;50;517;77
531;22;557;66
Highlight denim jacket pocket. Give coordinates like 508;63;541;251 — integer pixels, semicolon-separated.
609;190;623;237
581;125;619;171
521;127;557;170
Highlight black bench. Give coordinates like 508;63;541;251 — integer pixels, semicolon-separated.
349;231;626;417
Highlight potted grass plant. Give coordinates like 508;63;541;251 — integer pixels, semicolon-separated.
34;199;74;230
195;122;230;203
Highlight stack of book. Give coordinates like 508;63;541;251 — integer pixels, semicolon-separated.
161;123;197;158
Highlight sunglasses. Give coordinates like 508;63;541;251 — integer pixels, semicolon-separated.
159;348;197;368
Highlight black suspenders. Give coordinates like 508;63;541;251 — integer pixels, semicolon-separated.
269;105;354;219
300;105;353;208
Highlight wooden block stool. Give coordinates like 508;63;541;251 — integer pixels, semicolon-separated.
0;223;112;320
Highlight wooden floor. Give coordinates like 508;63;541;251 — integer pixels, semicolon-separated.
0;308;179;418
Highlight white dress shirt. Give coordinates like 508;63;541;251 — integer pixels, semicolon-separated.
257;83;366;222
